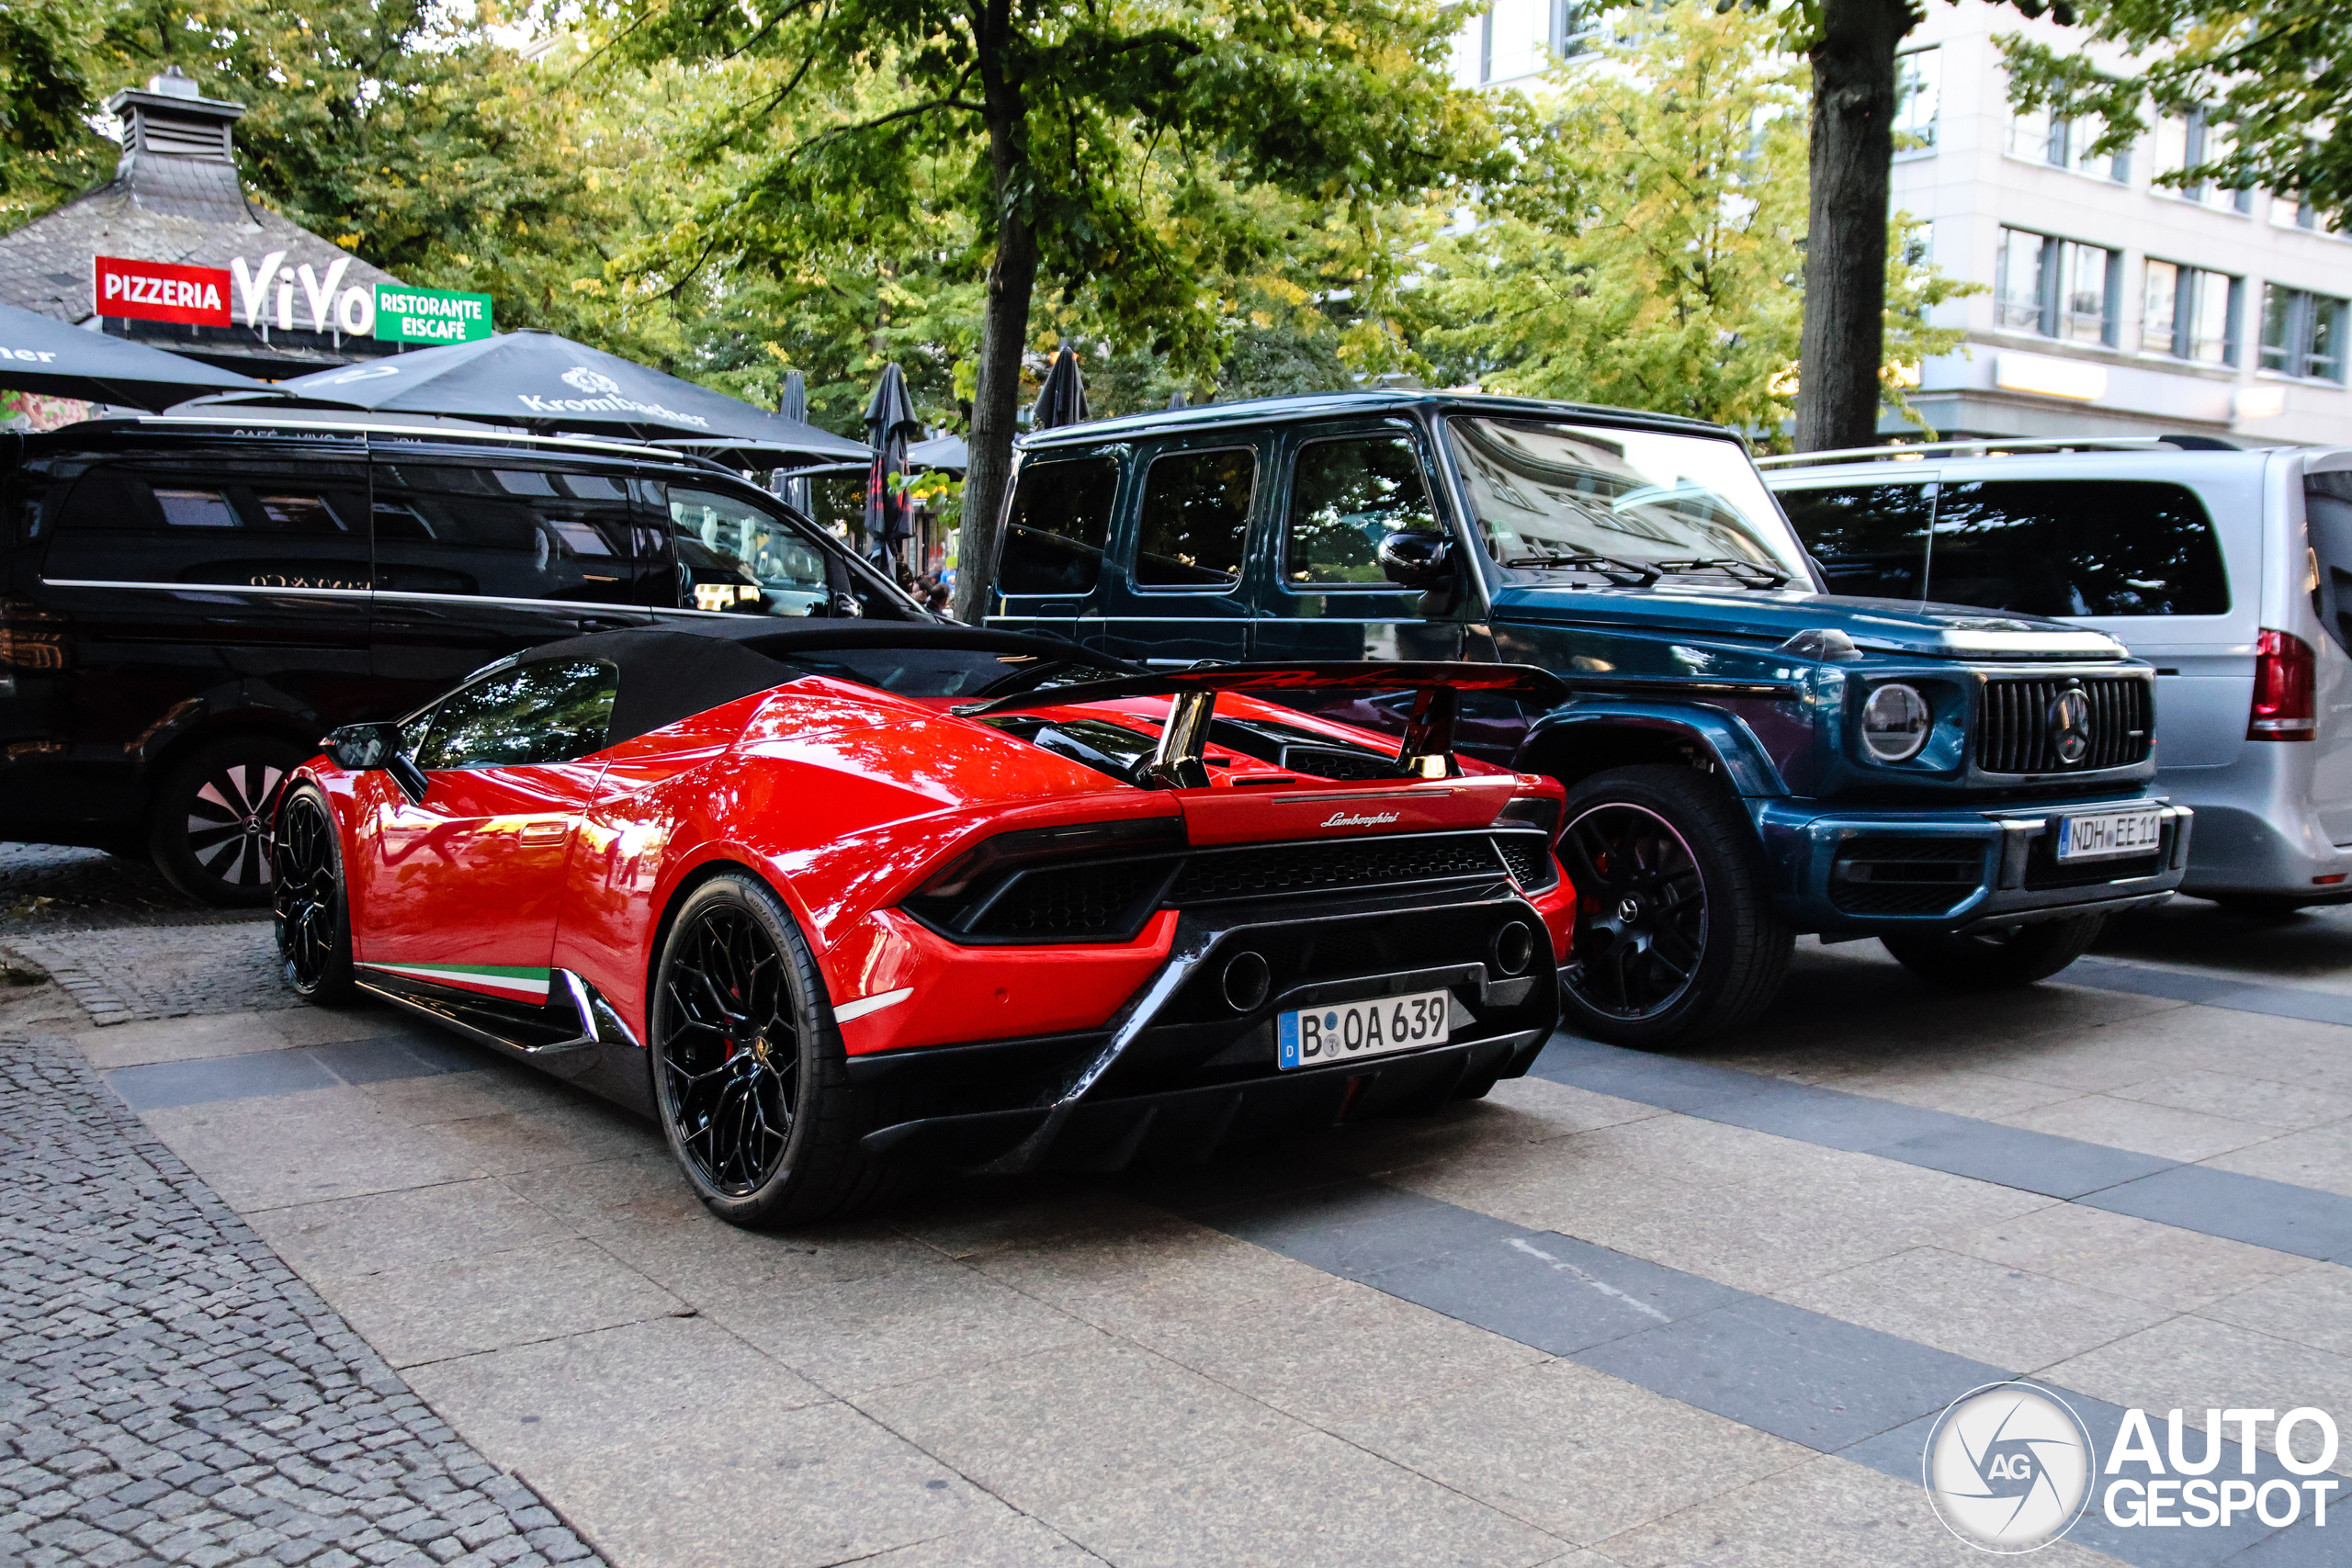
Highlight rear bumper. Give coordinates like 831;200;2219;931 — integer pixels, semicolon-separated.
1757;796;2194;936
841;884;1560;1172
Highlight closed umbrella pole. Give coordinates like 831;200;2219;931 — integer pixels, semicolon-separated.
862;364;922;574
1032;347;1089;431
775;369;813;517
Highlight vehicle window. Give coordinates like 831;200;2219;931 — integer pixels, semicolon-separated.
1135;448;1254;588
999;457;1117;595
1283;435;1439;587
415;659;618;771
371;461;644;604
1448;417;1810;582
669;487;831;616
1928;479;2228;617
2307;470;2352;655
1777;483;1934;602
45;463;372;591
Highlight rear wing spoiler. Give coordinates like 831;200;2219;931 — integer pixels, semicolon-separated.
951;660;1575;789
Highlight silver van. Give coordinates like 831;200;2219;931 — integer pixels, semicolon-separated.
1764;439;2352;915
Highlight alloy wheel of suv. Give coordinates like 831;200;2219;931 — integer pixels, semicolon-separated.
150;736;311;907
1554;764;1793;1050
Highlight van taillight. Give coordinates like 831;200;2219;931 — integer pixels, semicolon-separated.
2249;629;2317;741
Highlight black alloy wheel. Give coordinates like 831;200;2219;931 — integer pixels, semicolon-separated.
661;897;800;1195
151;735;310;907
1552;764;1792;1049
272;784;355;1004
1562;801;1708;1023
649;873;901;1225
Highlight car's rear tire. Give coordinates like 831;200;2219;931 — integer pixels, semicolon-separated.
150;735;311;907
1879;914;2106;988
649;872;903;1227
272;784;356;1006
1553;764;1793;1050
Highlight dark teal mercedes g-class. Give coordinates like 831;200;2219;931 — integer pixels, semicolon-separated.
983;390;2190;1048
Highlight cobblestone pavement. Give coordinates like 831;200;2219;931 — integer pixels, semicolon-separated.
1;845;290;1026
0;1028;606;1568
1;925;296;1027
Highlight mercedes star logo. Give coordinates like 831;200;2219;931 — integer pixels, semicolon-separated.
2048;688;2092;765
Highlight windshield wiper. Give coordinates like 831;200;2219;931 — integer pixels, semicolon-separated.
1648;556;1791;589
1499;548;1661;587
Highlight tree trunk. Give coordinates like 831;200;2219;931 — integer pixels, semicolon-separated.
954;9;1034;626
954;211;1036;624
1793;0;1913;453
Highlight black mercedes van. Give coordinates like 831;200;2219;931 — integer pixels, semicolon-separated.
0;415;920;905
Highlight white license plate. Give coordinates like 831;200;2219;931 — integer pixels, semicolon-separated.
2055;807;2165;863
1277;989;1450;1069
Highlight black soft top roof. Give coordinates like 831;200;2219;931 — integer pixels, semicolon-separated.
504;622;1113;749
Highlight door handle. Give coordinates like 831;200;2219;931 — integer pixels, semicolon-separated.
518;819;568;844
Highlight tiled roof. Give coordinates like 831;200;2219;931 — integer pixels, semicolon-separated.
0;179;403;323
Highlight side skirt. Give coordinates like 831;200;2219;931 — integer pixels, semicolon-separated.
355;965;650;1111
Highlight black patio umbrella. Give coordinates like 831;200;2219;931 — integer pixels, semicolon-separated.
265;330;868;464
772;369;817;516
0;301;276;412
862;365;922;568
1033;347;1089;429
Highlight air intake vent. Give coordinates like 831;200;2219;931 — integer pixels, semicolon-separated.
1977;677;2152;774
1829;837;1986;917
140;116;232;159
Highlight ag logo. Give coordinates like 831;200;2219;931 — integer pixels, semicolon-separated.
1924;1381;2096;1552
561;366;622;396
2048;687;2092;765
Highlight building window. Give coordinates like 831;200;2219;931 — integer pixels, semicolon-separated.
1998;228;2119;345
2261;286;2349;382
2006;101;2126;183
2143;262;2242;365
1895;48;1939;155
2153;108;2250;209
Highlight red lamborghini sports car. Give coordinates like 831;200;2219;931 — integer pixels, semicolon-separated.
272;625;1577;1224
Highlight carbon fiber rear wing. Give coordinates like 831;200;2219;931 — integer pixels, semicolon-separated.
951;660;1576;789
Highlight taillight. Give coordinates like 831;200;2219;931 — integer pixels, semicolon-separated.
1497;795;1563;843
2249;629;2317;741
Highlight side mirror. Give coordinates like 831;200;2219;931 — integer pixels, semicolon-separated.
1377;531;1454;590
322;721;428;804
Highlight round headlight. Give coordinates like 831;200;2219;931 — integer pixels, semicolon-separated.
1860;682;1932;762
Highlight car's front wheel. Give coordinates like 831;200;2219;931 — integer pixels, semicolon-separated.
1553;764;1793;1050
273;783;356;1005
151;735;311;906
1880;914;2106;988
649;872;899;1226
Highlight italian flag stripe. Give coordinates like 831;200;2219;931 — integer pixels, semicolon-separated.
362;962;551;1001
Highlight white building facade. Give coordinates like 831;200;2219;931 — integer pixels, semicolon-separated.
1451;2;2352;446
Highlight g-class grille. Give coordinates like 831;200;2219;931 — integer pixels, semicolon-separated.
1976;677;2152;775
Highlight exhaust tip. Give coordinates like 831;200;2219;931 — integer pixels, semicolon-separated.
1221;950;1272;1013
1492;920;1536;977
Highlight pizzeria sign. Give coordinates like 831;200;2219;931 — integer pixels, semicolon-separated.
93;254;492;344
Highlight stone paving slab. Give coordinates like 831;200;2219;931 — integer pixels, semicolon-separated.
0;1028;606;1568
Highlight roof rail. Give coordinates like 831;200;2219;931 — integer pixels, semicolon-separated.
1755;435;2183;468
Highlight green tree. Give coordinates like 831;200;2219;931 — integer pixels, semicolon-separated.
593;0;1497;621
1998;1;2352;224
1433;0;1966;439
1684;0;2064;452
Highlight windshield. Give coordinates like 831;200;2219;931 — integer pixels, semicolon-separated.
1445;417;1811;584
